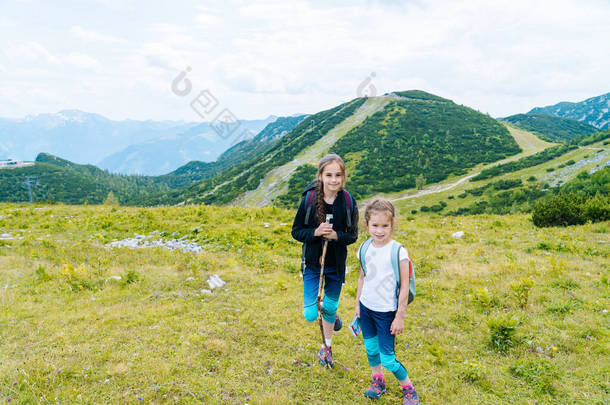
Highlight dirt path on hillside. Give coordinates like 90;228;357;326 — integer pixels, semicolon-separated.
384;125;555;204
389;172;480;202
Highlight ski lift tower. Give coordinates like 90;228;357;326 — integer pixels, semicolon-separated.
24;176;39;203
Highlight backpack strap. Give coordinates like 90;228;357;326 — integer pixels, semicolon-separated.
390;242;402;299
304;190;316;225
358;238;374;275
343;189;353;230
391;242;416;304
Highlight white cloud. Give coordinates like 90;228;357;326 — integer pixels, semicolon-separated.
2;41;60;65
65;52;102;70
1;0;609;120
70;26;127;45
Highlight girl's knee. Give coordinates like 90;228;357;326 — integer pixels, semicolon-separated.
363;337;380;355
380;353;400;371
303;305;318;322
321;296;338;323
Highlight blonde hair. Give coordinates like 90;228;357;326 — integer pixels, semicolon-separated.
315;153;346;224
364;198;395;225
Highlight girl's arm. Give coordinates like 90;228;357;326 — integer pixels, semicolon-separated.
291;196;317;242
390;258;411;335
354;267;365;318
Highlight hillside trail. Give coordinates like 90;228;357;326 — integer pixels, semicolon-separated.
233;96;392;207
383;125;556;205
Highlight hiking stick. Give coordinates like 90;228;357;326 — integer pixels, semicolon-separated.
317;239;329;359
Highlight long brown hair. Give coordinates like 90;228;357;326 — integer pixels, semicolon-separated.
315;153;346;224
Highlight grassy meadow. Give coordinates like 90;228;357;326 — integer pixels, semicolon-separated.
0;203;608;404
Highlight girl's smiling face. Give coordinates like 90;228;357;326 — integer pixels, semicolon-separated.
319;162;344;195
366;210;394;246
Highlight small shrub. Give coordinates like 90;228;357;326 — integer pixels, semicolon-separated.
546;167;555;172
459;361;485;383
532;193;586;227
550;278;579;290
509;358;558;394
470;287;498;311
546;300;577;314
510;278;534;309
426;342;445;365
35;264;52;282
123;269;140;285
488;314;518;353
61;263;93;291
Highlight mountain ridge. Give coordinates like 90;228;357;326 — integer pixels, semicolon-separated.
528;92;610;129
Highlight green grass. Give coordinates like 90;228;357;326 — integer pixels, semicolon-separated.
0;203;608;403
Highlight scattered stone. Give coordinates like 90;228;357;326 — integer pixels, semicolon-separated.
207;275;226;290
451;231;464;239
264;222;270;228
185;277;196;281
200;289;212;295
0;233;13;240
105;276;122;282
105;232;204;253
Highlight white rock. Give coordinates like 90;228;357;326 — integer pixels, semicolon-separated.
264;222;270;228
106;276;122;282
207;275;226;290
200;289;212;295
452;231;465;239
185;277;196;281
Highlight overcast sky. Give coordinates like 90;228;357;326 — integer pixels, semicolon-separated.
1;0;609;121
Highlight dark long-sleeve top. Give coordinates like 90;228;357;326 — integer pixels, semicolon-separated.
291;188;359;283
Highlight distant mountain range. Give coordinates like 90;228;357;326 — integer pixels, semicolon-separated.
528;92;609;129
0;110;277;176
500;113;598;143
0;116;306;204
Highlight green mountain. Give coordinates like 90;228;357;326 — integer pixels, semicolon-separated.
143;91;522;207
501;113;598;142
0;153;170;204
0;115;307;204
528;92;610;130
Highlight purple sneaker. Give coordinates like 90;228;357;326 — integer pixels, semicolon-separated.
402;385;420;405
317;346;334;368
364;376;386;399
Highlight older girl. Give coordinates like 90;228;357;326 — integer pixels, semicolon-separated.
291;153;358;367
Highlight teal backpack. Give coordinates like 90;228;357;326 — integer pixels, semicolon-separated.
358;238;416;304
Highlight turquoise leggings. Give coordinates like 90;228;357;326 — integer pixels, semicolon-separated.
360;302;408;381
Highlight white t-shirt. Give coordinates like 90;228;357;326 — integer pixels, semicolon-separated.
359;239;409;312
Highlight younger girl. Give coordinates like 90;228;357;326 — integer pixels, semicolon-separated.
291;153;358;367
354;198;419;404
